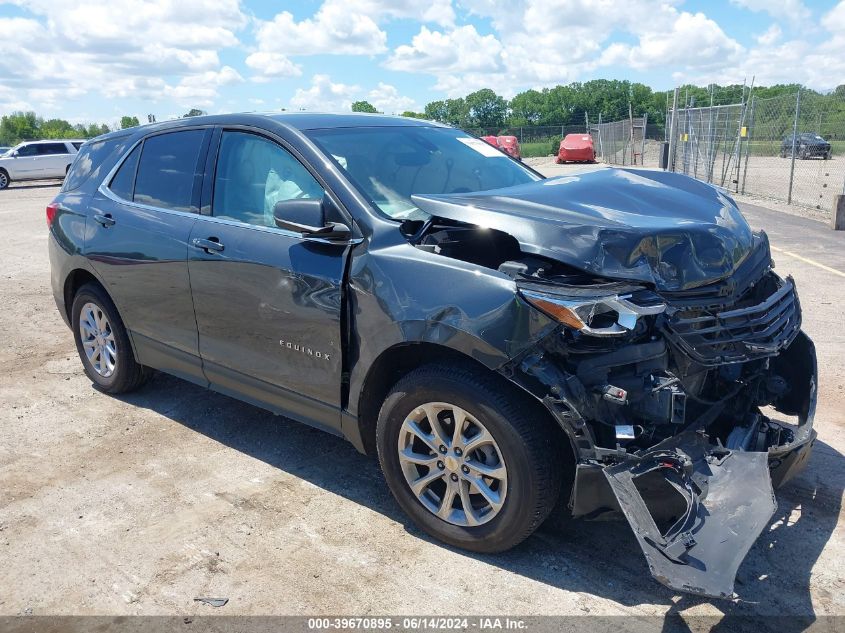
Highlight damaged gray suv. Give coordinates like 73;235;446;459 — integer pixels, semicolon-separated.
48;114;816;599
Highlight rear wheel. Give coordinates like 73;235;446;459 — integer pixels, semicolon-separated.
0;169;9;190
376;364;561;553
71;283;151;393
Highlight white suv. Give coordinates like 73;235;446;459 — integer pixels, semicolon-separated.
0;139;84;190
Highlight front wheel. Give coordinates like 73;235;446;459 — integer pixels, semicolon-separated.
376;364;561;553
0;169;9;190
71;282;151;393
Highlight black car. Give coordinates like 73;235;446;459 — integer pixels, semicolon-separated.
49;114;816;599
781;132;832;159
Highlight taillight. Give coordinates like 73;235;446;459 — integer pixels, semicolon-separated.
46;202;59;227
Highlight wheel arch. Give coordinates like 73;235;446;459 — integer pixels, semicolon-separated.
63;268;142;363
352;342;571;467
63;268;104;324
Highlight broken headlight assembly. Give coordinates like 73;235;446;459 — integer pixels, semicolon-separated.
520;287;666;336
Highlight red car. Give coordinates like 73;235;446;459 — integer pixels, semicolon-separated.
480;135;499;147
557;133;596;163
497;135;521;160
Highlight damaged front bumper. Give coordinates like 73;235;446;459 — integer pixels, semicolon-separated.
573;331;816;599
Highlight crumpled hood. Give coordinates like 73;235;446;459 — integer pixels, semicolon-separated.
411;168;763;291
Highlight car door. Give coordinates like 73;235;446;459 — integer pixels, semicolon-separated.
188;128;352;432
9;143;39;178
85;128;212;383
38;142;72;177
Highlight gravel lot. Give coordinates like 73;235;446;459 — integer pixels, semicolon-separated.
1;172;843;620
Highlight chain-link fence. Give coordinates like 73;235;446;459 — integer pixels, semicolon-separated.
590;117;648;165
740;91;845;209
670;103;748;189
588;89;845;212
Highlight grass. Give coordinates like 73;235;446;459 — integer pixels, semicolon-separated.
520;141;555;158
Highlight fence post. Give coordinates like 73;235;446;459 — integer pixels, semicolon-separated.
788;89;801;205
597;113;604;161
641;113;647;165
666;87;680;171
741;97;755;195
706;88;715;183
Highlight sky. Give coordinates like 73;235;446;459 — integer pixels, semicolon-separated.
0;0;843;126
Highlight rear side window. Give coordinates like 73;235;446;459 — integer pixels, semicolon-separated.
38;143;69;155
72;142;83;150
133;130;205;212
108;144;141;200
63;136;132;192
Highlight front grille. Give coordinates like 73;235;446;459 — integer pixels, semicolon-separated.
662;274;801;365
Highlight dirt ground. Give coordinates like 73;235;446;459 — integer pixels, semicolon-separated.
0;171;844;620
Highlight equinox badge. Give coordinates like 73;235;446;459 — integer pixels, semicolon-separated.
279;339;331;361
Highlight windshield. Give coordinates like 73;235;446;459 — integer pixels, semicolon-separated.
307;126;541;220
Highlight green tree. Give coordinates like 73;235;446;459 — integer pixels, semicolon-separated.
120;116;140;129
423;98;468;126
39;118;77;139
400;111;427;119
0;111;38;145
351;100;378;113
182;108;206;118
509;89;545;126
465;88;507;127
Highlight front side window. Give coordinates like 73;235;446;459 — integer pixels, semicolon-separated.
133;130;205;212
212;131;323;228
307;126;540;220
16;144;38;157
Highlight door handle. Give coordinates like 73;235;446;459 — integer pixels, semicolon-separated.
191;237;224;253
93;213;115;228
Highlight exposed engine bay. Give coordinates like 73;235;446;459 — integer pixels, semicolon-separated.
403;185;817;599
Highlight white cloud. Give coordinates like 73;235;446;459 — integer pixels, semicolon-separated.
602;11;744;73
367;83;418;113
245;52;302;80
253;6;386;58
756;24;782;46
385;25;504;74
0;0;247;113
288;75;418;114
730;0;812;23
343;0;454;26
164;66;244;107
246;0;456;81
289;74;362;112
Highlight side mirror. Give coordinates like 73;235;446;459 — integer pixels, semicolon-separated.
273;197;351;241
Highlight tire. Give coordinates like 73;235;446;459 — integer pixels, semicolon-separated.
71;282;151;393
0;169;9;190
376;363;561;553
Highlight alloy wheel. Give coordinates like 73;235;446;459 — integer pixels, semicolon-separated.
397;402;508;527
79;302;117;377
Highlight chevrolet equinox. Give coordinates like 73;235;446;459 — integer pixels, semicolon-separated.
49;113;817;598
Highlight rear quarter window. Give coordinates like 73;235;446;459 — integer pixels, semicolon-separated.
61;135;133;193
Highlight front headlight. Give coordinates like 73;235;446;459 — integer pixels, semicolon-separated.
521;289;666;337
